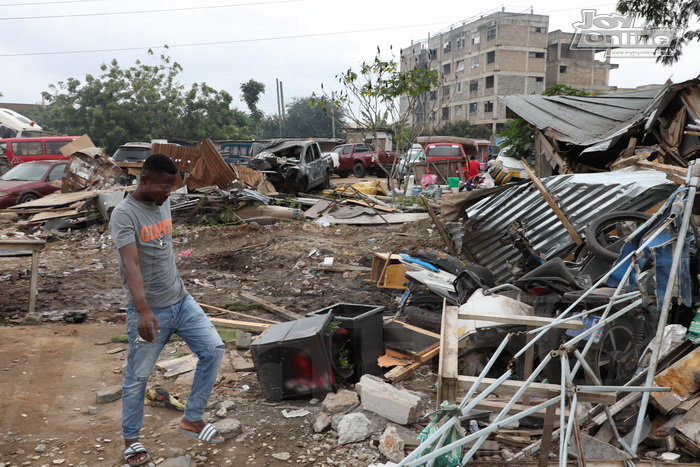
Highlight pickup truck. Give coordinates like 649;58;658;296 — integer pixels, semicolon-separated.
250;139;332;194
416;136;478;162
331;143;397;178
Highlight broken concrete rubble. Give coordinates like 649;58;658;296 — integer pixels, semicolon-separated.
355;375;425;425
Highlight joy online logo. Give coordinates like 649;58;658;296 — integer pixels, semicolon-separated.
571;10;681;54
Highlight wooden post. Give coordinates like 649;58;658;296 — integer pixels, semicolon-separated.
520;159;583;246
538;403;558;467
28;250;40;315
437;303;459;406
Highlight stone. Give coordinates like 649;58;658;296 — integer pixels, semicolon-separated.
235;332;252;349
87;406;99;415
159;457;196;467
313;413;332;433
34;444;47;453
215;407;227;418
219;400;236;411
378;426;405;463
489;412;519;429
660;452;681;462
322;389;360;414
52;460;66;465
500;448;515;460
337;413;372;445
272;452;291;461
331;414;344;431
355;375;424;425
96;385;122;404
216;418;242;440
568;434;631;461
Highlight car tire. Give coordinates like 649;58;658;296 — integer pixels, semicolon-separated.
335;170;350;178
19;193;38;205
352;162;367;178
585;211;650;263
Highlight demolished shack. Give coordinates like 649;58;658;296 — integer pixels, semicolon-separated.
499;77;700;177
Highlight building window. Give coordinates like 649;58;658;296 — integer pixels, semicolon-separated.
443;41;452;53
469;79;478;92
531;26;545;33
429;48;438;59
472;33;480;45
471;56;479;68
442;107;450;120
485;76;494;88
529;52;545;59
457;34;466;49
457;82;463;93
443;63;451;74
430;91;437;101
484;101;493;113
535;76;544;82
495;122;505;133
487;26;496;41
469;103;478;114
486;51;495;64
443;85;450;98
560;65;568;73
456;60;464;72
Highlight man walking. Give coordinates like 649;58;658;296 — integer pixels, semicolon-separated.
110;154;225;466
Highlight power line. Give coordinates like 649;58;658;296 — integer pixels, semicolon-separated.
0;21;453;57
0;0;303;20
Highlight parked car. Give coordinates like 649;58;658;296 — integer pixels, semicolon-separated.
397;144;424;180
417;136;478;163
0;160;66;208
495;146;529;179
249;139;332;194
111;142;152;163
0;108;43;138
332;143;396;178
0;136;78;169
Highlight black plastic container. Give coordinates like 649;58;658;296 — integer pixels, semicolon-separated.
251;313;335;401
307;303;385;382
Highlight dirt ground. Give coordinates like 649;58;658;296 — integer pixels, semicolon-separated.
0;212;445;466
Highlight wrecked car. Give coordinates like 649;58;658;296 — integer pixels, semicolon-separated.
249;139;332;194
0;160;66;208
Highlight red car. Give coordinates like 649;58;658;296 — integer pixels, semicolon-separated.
0;160;66;208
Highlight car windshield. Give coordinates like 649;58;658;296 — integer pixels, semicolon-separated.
406;148;424;161
426;145;462;157
1;163;51;181
112;146;151;162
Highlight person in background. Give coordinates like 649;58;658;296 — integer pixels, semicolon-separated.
468;155;481;179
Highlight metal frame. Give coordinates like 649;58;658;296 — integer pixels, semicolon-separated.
399;162;698;466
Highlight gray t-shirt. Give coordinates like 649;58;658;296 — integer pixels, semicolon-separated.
109;194;187;309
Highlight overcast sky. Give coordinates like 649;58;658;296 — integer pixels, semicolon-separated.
1;0;698;118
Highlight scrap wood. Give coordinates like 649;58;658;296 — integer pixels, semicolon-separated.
521;159;583;246
636;159;688;176
652;346;700;414
199;302;280;324
209;316;270;333
420;195;459;256
238;291;304;321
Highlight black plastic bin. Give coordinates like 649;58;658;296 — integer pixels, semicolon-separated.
251;313;335;401
306;303;385;382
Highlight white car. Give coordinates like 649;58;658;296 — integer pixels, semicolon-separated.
495;146;529;179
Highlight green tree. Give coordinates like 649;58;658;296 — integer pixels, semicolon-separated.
311;47;440;187
240;79;266;134
283;97;334;137
541;84;588;97
616;0;700;64
432;120;492;140
37;50;249;153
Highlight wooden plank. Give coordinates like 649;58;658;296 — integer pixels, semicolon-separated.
383;318;441;340
539;403;558;467
653;347;700;414
472;399;567;420
0;239;45;251
199;302;280;324
636;159;688;176
28;250;40;315
209;317;270;333
457;312;584;331
238;291;304;321
437;304;459;405
521;159;583;246
456;376;616;405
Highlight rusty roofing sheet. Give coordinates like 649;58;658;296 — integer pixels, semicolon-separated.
463;170;676;282
499;88;660;148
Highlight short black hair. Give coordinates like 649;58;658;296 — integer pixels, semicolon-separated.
142;153;177;176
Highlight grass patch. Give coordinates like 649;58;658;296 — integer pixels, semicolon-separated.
111;327;237;344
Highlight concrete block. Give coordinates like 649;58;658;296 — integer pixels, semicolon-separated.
95;385;122;404
355;375;424;425
322;389;359;414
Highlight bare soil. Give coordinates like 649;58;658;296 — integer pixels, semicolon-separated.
0;216;444;466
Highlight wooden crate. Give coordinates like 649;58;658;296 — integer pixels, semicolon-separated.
369;253;408;289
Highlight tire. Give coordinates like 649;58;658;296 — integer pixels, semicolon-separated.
352;161;367;178
585;211;650;263
19;193;38;205
458;331;526;379
335;170;350;178
584;317;637;385
404;294;443;332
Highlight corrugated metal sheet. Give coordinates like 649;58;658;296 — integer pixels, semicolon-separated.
463;170;676;281
499;88;660;147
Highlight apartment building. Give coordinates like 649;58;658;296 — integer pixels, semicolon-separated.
400;10;617;135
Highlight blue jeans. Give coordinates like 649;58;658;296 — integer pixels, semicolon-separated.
122;294;225;439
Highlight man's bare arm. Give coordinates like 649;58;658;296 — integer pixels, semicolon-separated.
118;243;160;343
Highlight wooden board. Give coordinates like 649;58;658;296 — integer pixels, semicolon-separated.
209;317;270;333
457;312;584;331
238;291;304;321
653;347;700;414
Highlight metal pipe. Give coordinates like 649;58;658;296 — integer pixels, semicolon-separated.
458;333;514;410
631;168;697;451
563;299;643;348
577;386;671;392
559;353;572;467
482;283;523;301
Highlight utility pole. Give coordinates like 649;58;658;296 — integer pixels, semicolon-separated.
276;79;283;137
